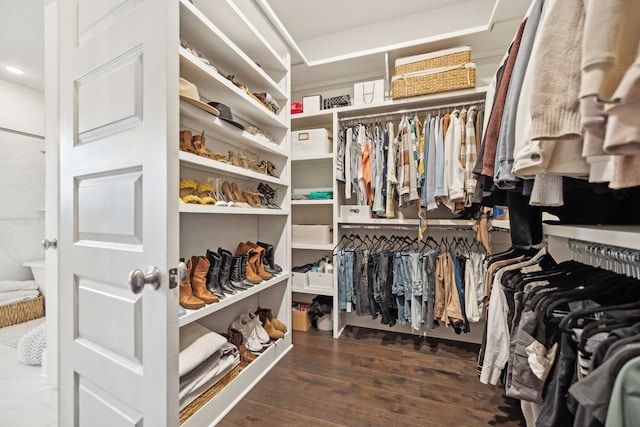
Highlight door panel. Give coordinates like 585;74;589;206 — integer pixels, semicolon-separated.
57;0;178;425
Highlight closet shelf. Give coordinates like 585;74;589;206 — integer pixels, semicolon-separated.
179;204;289;215
291;110;334;129
491;219;510;230
180;0;287;101
189;0;288;77
179;151;287;186
291;286;333;297
543;224;640;251
291;243;334;250
180;102;287;159
180;49;287;131
291;153;333;162
336;86;488;118
291;199;333;206
178;272;290;327
180;334;292;426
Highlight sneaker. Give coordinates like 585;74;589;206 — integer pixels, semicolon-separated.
230;313;263;352
247;310;272;346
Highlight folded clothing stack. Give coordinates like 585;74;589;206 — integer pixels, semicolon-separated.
179;322;240;409
0;281;40;307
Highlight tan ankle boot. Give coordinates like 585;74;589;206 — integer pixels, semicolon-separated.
180;258;205;309
189;256;219;304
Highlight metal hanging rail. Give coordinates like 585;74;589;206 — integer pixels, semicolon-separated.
337;100;485;123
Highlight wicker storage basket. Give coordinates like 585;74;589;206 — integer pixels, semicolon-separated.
391;63;476;99
394;46;471;75
179;363;240;424
0;295;44;328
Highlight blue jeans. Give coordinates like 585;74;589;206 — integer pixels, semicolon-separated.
337;250;355;311
452;252;469;333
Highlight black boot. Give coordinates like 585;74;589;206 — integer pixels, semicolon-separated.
257;241;282;273
238;253;256;287
219;248;247;291
230;255;252;288
205;249;226;299
217;249;239;295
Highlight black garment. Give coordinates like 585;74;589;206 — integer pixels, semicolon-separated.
536;332;577;427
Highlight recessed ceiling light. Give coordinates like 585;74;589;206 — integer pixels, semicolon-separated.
6;66;25;75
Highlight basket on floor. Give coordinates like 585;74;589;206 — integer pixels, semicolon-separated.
0;296;44;329
179;363;240;424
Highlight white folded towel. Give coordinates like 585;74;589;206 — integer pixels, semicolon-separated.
0;290;40;307
0;281;38;293
179;322;228;377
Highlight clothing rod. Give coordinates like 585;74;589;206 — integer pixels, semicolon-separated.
339;223;476;231
338;100;485;122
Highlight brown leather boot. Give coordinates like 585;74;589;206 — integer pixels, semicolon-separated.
227;327;257;369
235;243;262;284
189;256;219;304
257;306;287;333
179;258;205;309
246;242;273;280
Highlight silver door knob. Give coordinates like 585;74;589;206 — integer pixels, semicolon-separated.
128;266;161;294
41;238;57;249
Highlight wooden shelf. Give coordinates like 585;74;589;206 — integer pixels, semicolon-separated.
543;224;640;251
180;0;286;101
292;287;333;297
180;48;287;132
291;199;333;206
291;243;334;250
179;151;287;186
179;273;290;327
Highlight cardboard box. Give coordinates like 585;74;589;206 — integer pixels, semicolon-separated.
302;95;322;113
292;308;311;331
354;79;385;106
292;224;332;245
291;128;332;155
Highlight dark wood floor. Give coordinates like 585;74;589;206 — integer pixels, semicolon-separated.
219;326;525;427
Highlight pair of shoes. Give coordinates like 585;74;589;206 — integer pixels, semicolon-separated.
229;310;272;353
221;328;257;369
179;256;219;309
256;241;282;274
235;242;274;283
256;306;287;339
221;180;253;208
256;160;277;177
179;179;218;205
257;183;280;209
179;130;227;162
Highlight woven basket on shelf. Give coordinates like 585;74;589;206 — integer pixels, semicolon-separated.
391;63;476;99
0;295;44;329
179;363;241;425
394;46;471;75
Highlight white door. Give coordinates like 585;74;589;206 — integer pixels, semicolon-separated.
57;0;179;425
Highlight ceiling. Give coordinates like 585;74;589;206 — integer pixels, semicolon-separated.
0;0;530;94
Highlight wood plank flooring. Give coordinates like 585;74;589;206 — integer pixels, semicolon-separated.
219;326;525;427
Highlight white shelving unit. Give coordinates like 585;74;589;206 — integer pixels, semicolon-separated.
289;87;496;340
290;110;336;307
176;1;292;424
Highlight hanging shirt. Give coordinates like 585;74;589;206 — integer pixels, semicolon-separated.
336;128;346;182
434;115;446;199
385;121;397;218
344;126;353;199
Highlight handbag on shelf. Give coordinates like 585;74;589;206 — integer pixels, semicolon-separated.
323;94;351;109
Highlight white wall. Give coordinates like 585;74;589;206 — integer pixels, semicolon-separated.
0;79;45;281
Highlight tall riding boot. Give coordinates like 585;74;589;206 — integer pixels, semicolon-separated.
218;249;243;293
230;255;253;288
246;242;272;280
257;241;282;273
179;257;205;309
205;249;226;299
235;243;263;284
189;256;218;304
